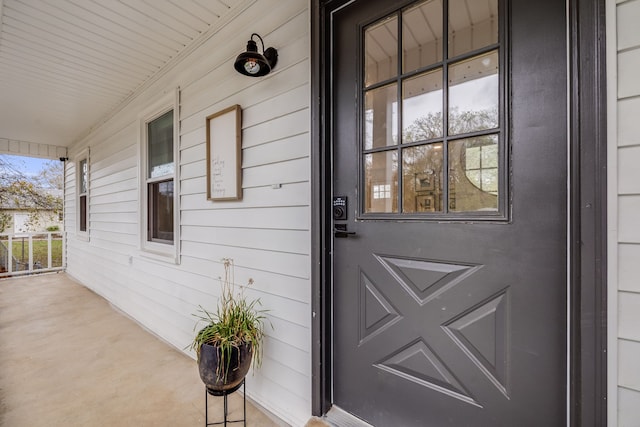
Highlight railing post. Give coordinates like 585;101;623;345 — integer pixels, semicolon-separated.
47;233;52;269
8;235;13;273
28;234;34;273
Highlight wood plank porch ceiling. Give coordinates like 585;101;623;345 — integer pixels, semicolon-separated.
0;0;249;148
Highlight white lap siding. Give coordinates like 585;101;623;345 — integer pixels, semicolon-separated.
610;0;640;425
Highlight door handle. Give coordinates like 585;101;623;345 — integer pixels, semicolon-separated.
334;224;356;238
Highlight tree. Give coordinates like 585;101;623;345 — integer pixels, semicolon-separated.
0;155;63;232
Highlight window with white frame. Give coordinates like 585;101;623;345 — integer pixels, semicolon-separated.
141;102;178;261
78;156;88;235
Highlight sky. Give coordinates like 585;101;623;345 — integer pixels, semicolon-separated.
1;154;57;177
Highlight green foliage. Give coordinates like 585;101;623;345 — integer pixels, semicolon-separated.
0;212;10;233
189;258;267;382
46;225;60;232
1;156;63;213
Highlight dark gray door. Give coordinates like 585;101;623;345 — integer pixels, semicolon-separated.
331;0;568;425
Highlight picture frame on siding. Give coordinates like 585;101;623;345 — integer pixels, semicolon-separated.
206;105;242;201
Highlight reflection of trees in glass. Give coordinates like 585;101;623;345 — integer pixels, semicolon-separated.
404;107;498;142
401;108;499;213
363;107;499;214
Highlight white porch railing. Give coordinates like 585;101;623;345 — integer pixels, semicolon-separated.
0;232;66;278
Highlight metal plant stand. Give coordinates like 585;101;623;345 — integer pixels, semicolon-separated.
205;379;246;427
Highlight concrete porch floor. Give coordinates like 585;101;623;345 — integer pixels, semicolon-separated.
0;273;283;426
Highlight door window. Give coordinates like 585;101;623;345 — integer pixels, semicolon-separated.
362;0;503;217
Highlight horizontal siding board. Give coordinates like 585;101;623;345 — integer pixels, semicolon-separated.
90;179;137;197
90;221;138;235
180;159;205;181
618;48;640;99
180;126;204;150
263;335;310;377
246;370;310;427
260;315;309;353
90;154;138;181
90;201;138;214
180;143;205;165
618;146;640;194
619;244;640;292
619;339;640;391
617;0;640;51
181;226;308;255
257;355;311;403
91;140;137;171
90;189;138;205
69;240;132;267
619;387;640;427
175;257;309;303
619;291;640;341
180;206;309;230
181;242;309;278
618;97;640;147
241;84;310;129
242;108;309;149
133;257;310;331
243;133;309;167
88;234;137;253
181;251;309;284
180;176;206;195
91;167;137;190
244;291;310;329
91;212;138;224
619;195;640;242
178;8;309;120
180;181;309;208
180;60;309;135
243;157;309;188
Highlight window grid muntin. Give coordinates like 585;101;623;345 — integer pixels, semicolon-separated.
360;0;505;220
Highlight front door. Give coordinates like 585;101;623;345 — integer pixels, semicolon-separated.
331;0;568;425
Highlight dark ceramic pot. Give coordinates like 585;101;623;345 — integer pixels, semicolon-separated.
198;342;253;396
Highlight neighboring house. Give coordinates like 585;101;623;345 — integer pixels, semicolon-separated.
0;202;63;234
0;0;637;426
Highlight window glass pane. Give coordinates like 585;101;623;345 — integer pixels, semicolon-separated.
448;135;498;212
402;68;443;143
448;50;499;135
148;180;174;243
79;159;88;194
364;151;398;213
365;15;398;87
79;195;87;232
402;143;443;213
148;110;174;179
403;0;443;73
365;84;398;149
448;0;498;58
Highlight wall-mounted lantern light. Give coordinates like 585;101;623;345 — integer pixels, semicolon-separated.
233;33;278;77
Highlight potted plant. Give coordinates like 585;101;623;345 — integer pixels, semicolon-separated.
189;258;266;396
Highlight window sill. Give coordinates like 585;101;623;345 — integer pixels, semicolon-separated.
139;242;179;265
